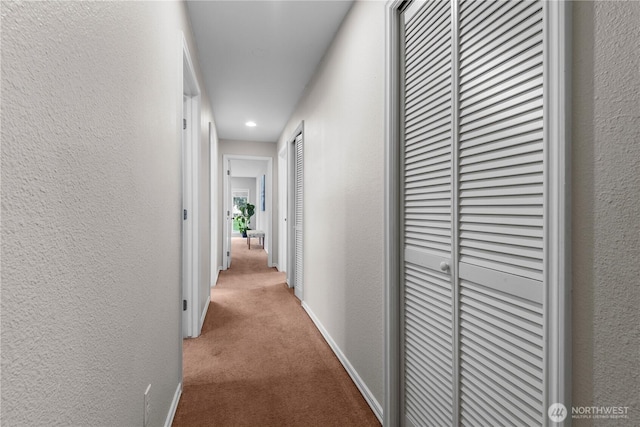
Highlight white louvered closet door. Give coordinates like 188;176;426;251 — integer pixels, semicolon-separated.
458;1;546;425
402;1;455;426
294;134;304;300
402;0;550;425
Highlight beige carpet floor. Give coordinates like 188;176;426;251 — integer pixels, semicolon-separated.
172;237;380;426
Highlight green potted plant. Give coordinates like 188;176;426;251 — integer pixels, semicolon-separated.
235;202;255;238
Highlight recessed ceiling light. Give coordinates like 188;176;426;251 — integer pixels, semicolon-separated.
245;121;257;127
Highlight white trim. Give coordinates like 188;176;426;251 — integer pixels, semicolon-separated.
182;33;201;338
278;145;288;274
223;158;235;268
177;30;184;405
223;154;274;268
209;121;217;298
200;295;211;330
302;302;383;423
384;2;403;426
543;1;572;424
212;266;221;287
163;382;182;427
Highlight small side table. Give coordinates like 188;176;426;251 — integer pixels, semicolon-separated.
246;230;265;250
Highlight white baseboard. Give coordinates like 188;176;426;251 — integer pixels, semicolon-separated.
199;295;211;330
212;267;221;287
274;264;288;274
301;302;383;423
164;382;182;427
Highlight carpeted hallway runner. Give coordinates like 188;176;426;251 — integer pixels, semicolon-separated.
173;237;380;426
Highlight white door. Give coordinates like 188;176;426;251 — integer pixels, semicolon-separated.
399;1;568;425
402;1;455;423
182;95;189;338
181;36;202;338
224;160;232;269
278;147;288;273
293;134;303;299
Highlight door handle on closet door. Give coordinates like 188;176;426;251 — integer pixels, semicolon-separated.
439;261;450;272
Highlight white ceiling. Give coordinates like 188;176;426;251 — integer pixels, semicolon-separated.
186;0;354;143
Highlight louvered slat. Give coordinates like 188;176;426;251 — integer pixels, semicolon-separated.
406;69;451;112
403;0;452;258
406;1;449;57
459;0;522;47
404;265;454;426
459;277;544;426
458;0;543;282
460;2;542;65
402;1;454;425
459;3;543;79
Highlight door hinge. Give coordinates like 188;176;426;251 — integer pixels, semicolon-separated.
227;170;231;176
183;118;187;130
227;210;230;217
183;299;187;311
227;251;230;257
183;209;188;220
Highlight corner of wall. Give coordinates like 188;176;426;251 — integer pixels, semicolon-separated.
572;0;640;416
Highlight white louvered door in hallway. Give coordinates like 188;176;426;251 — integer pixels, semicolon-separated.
294;133;304;300
398;0;569;426
402;0;455;424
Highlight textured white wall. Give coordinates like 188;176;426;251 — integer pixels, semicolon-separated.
572;1;640;420
1;2;216;425
276;0;385;407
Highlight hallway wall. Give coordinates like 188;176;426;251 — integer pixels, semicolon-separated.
572;1;640;418
1;2;216;425
276;0;386;411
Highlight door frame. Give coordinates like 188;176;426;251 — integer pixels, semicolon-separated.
182;33;201;339
383;4;403;424
383;2;572;426
286;122;304;298
223;154;274;269
278;145;288;274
